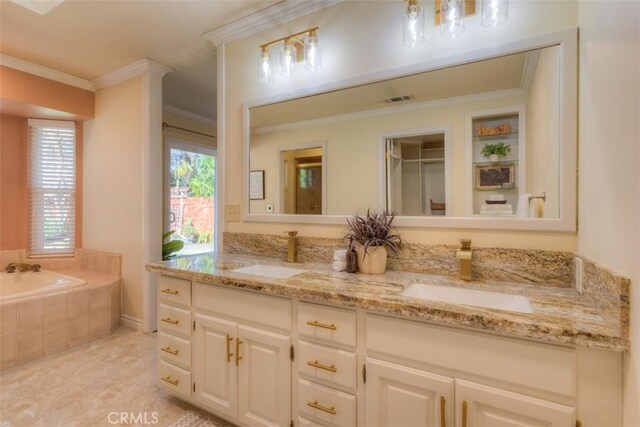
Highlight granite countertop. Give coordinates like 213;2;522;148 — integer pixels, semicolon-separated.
146;253;629;352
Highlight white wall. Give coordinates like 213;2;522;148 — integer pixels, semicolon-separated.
223;0;579;251
577;3;640;425
83;76;145;321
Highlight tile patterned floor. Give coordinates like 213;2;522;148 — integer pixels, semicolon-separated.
0;327;235;427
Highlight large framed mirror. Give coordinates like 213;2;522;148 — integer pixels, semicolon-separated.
244;29;577;231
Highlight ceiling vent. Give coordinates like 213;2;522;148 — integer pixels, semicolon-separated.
383;95;415;104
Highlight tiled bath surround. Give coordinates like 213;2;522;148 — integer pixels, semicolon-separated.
223;232;575;287
0;249;121;371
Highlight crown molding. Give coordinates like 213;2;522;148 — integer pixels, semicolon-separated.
92;58;172;90
520;50;540;93
0;53;95;92
163;104;217;127
202;0;342;47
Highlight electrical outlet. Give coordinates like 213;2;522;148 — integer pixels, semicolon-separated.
266;203;274;213
225;204;241;222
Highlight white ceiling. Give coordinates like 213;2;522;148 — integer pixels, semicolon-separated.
0;0;279;79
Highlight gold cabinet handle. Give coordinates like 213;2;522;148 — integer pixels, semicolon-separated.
161;346;179;355
440;396;446;427
235;338;243;366
161;376;179;386
307;401;336;415
462;401;467;427
307;360;337;373
161;317;179;325
161;288;179;295
306;320;337;330
226;334;234;363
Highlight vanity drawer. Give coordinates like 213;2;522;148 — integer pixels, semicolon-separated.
158;304;191;338
298;302;356;348
158;332;191;369
158;276;191;307
367;314;577;398
298;378;356;426
194;283;291;331
298;340;357;390
158;359;191;398
298;417;326;427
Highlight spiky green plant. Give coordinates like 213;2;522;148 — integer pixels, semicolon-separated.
344;209;402;257
162;230;184;260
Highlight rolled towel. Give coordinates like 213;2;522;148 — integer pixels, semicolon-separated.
517;193;532;218
333;249;347;262
332;261;347;272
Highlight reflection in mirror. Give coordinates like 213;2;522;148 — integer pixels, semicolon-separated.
249;44;562;219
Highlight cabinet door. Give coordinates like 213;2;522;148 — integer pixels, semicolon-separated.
365;358;455;427
455;379;575;427
237;324;291;427
193;313;238;420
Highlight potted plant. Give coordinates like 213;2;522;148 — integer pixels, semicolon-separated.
162;230;185;260
344;209;402;274
480;142;511;162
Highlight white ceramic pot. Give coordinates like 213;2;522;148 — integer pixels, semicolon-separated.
356;245;388;274
489;154;500;162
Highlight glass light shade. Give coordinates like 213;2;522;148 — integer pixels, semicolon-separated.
440;0;465;39
481;0;508;28
304;35;321;71
280;41;296;78
258;48;273;84
403;1;425;47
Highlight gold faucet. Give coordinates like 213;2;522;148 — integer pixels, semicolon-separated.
286;231;298;263
5;263;41;273
456;239;472;281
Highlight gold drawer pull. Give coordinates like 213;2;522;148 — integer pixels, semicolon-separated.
226;334;234;363
161;288;179;295
307;320;337;330
161;376;179;386
235;338;243;366
307;360;337;373
440;396;446;427
161;346;179;355
307;401;336;415
161;318;179;325
462;401;467;427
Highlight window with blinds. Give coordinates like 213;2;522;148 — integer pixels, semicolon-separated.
28;119;76;256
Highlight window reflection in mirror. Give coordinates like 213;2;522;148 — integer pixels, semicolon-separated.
249;44;562;219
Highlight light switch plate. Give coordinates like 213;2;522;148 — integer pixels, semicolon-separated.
266;203;274;213
225;204;241;222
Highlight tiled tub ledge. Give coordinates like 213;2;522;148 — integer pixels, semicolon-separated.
0;269;122;371
147;252;630;353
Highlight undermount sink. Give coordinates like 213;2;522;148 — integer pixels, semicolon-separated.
231;264;307;279
402;283;533;314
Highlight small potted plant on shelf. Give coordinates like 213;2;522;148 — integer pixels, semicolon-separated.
481;142;512;162
344;209;402;274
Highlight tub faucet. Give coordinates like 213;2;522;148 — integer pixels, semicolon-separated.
286;231;298;263
5;263;41;273
456;239;472;281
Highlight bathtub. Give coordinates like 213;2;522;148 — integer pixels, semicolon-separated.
0;270;87;303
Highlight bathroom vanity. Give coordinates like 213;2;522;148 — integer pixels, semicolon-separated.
147;253;627;427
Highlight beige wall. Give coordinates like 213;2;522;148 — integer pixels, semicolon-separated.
250;93;527;216
527;47;560;218
223;0;579;251
577;3;640;425
83;76;145;321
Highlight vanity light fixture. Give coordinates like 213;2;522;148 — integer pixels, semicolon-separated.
481;0;509;28
403;0;425;47
259;27;321;83
440;0;465;39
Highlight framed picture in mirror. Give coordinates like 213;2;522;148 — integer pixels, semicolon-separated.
475;164;515;190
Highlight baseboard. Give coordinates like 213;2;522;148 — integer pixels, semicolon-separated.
120;314;143;331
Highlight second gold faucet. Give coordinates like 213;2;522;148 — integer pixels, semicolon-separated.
286;231;298;263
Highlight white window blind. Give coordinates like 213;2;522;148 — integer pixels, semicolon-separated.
28;119;76;256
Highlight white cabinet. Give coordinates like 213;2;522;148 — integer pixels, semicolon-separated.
238;324;291;427
193;312;291;427
455;379;575;427
365;358;454;427
194;313;238;419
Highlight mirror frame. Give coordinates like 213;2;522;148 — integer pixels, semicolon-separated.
243;29;577;232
